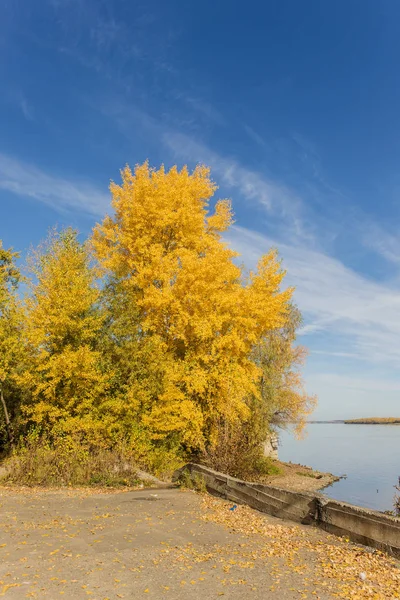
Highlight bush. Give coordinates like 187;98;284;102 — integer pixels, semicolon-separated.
177;469;207;493
1;432;142;487
142;445;185;480
201;419;281;480
0;426;187;487
253;455;281;476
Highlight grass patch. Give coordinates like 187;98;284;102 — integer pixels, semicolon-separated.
255;457;282;477
296;470;321;479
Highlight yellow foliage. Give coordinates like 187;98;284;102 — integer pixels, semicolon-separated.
0;241;24;446
19;229;107;433
93;162;293;449
0;243;21;384
25;228;102;352
1;163;317;479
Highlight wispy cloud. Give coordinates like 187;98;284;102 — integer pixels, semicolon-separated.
18;96;34;121
228;225;400;367
311;350;362;359
103;100;398;286
184;97;227;127
50;0;175;90
164;132;314;244
0;154;109;216
359;219;400;265
243;124;267;148
307;372;400;394
4;88;35;122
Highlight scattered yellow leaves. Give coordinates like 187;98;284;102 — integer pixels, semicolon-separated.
200;496;400;600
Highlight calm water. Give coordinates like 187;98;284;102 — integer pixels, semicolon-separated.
279;424;400;513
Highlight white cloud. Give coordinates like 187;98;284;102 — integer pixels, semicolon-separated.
227;225;400;367
0;154;109;216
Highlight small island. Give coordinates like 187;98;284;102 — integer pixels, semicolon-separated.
344;417;400;425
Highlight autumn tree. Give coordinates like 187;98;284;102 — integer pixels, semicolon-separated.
93;162;293;452
252;304;317;437
202;305;316;476
20;228;108;442
0;242;24;448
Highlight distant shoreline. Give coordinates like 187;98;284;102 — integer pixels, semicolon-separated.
344;418;400;425
307;418;400;425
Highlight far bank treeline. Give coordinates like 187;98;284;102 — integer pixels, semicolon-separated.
0;163;316;481
344;418;400;425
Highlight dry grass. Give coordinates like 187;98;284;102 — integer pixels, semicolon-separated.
0;435;143;487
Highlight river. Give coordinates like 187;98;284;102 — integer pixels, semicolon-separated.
279;423;400;513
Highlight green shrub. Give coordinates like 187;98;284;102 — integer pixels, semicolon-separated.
178;469;207;493
253;456;281;476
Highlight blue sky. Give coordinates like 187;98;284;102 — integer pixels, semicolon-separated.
2;0;400;419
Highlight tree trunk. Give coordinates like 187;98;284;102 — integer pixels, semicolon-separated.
0;386;14;449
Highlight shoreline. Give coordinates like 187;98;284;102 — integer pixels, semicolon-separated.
257;459;340;493
344;420;400;425
307;419;400;425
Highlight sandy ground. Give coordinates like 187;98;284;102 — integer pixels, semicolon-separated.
0;486;399;599
259;461;339;493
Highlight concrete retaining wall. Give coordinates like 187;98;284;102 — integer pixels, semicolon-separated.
175;463;400;558
318;498;400;556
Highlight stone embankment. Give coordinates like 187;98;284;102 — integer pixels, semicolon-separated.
176;463;400;558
